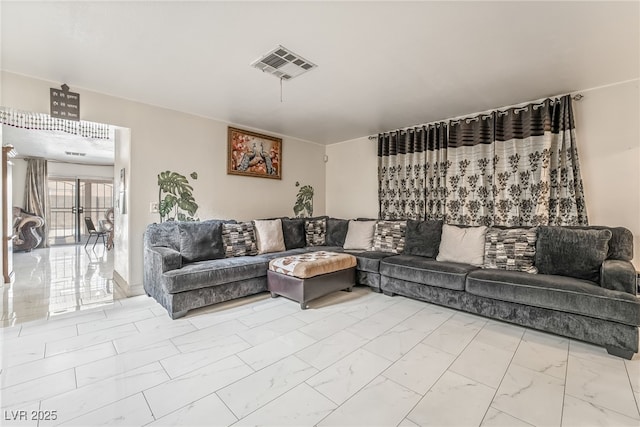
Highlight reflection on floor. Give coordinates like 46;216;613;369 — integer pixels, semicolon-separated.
1;245;114;326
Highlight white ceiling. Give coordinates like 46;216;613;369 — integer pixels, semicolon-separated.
3;125;115;165
1;1;638;144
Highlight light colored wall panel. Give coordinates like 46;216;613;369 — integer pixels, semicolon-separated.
326;136;378;219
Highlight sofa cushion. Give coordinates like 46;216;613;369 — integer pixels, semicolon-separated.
436;225;488;267
372;220;406;254
145;221;180;251
222;222;258;257
535;227;611;283
305;218;327;246
178;220;225;263
483;227;537;274
162;256;269;294
466;269;640;326
253;219;286;254
343;220;376;250
326;218;349;247
256;248;309;261
281;218;306;249
567;226;634;261
404;219;443;258
380;255;478;291
345;250;393;273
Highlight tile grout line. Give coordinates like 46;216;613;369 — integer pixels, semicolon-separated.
140;391;157;422
559;338;571;426
564;391;640;422
384;313;487;426
215;390;242;426
476;333;529;427
623;361;640;418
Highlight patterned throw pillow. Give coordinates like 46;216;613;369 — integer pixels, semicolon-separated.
305;218;326;246
221;222;258;257
372;220;407;253
484;227;538;274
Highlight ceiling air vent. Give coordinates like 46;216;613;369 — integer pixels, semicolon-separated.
251;45;317;80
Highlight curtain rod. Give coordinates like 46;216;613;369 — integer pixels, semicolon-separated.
367;93;584;140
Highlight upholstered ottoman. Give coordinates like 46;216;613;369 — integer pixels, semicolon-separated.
267;251;357;309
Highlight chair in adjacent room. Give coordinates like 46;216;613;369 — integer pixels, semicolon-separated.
84;216;107;249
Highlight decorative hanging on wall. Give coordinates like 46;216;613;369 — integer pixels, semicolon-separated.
0;107;111;139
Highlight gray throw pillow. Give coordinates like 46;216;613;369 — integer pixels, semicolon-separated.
371;220;407;253
145;221;180;251
535;227;612;283
403;220;443;258
281;218;306;249
483;227;538;274
305;218;327;246
222;222;258;257
326;218;349;247
178;220;225;263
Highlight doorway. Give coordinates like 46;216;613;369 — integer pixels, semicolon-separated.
48;177;114;246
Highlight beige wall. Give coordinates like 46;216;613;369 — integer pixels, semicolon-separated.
326;136;379;219
10;157;27;209
1;71;327;290
326;79;640;269
574;79;640;268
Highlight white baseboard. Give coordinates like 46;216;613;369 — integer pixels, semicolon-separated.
113;270;145;298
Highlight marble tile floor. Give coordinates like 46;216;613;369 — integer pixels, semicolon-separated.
1;245;114;326
1;284;639;426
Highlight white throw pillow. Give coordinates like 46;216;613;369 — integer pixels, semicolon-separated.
253;219;286;254
436;224;488;266
343;220;376;250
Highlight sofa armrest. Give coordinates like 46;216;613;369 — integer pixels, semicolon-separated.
149;246;182;272
143;246;182;300
601;259;637;295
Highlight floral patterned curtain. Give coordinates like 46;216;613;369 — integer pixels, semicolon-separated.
378;123;449;220
378;95;588;226
424;123;448;220
378;132;426;220
446;114;495;225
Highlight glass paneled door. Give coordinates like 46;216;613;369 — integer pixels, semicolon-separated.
48;178;113;245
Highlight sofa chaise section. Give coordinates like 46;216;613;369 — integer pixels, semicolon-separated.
144;221;270;319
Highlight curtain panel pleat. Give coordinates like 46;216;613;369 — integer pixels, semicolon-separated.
377;95;588;226
24;159;50;248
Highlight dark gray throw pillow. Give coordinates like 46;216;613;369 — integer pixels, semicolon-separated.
326;218;349;247
178;220;225;263
404;219;443;258
281;218;306;249
535;226;612;283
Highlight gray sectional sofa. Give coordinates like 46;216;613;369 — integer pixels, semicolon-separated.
143;217;639;359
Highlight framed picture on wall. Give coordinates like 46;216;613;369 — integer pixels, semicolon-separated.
227;127;282;179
